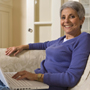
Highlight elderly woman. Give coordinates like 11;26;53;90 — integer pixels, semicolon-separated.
4;1;90;90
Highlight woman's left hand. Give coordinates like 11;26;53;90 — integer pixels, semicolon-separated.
12;70;37;81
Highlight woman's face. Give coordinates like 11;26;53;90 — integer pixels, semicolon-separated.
60;8;84;35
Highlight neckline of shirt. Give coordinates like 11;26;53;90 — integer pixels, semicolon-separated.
63;32;87;43
63;38;69;42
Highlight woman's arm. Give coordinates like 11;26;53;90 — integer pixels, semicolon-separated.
6;38;61;55
29;38;61;50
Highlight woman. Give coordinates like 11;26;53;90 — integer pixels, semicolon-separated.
4;1;90;90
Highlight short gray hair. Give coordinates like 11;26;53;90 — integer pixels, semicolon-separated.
60;1;85;20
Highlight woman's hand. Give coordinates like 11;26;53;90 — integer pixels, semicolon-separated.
5;46;23;56
12;70;37;81
5;45;29;56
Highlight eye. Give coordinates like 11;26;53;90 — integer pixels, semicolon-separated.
70;15;75;18
61;16;65;19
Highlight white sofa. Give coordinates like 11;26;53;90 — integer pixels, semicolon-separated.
0;48;90;90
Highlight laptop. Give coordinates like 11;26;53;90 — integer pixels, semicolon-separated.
0;68;49;90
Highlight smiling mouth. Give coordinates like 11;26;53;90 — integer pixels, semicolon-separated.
64;25;73;28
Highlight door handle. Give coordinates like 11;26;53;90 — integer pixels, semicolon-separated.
28;28;33;33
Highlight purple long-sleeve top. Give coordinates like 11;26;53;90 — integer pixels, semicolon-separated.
29;32;90;90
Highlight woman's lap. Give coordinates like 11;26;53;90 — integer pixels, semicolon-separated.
0;80;10;90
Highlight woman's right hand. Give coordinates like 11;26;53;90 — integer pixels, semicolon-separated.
5;45;24;56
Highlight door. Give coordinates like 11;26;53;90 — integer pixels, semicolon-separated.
26;0;61;43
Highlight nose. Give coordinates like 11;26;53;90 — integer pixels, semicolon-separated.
64;18;69;23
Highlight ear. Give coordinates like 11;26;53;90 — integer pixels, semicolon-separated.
80;17;85;25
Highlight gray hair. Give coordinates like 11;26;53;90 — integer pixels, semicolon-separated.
60;1;85;20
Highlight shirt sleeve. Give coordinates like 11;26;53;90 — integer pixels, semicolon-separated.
44;34;90;87
28;38;61;50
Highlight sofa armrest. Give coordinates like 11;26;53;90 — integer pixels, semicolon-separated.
0;48;46;72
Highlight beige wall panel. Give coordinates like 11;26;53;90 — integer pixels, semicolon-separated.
0;0;12;6
39;25;51;42
12;0;27;46
0;0;12;48
35;25;51;42
0;12;2;47
35;0;51;22
2;12;9;48
0;11;9;48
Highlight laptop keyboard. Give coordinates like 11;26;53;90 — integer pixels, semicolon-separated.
4;72;49;90
4;73;32;90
